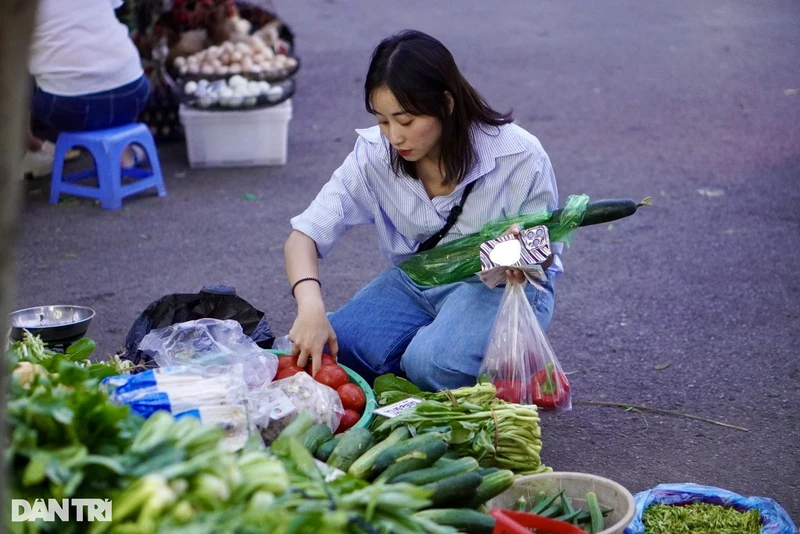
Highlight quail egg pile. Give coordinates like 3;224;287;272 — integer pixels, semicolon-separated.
173;37;298;80
184;75;289;109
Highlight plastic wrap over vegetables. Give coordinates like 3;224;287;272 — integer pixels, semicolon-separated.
399;194;589;286
256;372;344;445
102;364;255;450
400;194;652;286
138;318;278;388
625;483;797;534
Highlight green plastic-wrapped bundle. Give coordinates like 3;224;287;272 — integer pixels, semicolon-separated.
400;194;652;286
399;195;589;286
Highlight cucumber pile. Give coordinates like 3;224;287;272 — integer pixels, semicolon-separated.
302;423;517;533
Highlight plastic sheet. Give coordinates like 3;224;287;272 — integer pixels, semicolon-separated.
625;483;797;534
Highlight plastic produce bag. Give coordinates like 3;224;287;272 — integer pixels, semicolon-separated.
138;318;278;388
103;364;250;418
174;404;251;451
479;281;571;411
121;285;275;368
625;483;797;534
103;364;260;451
257;372;344;445
400;194;589;286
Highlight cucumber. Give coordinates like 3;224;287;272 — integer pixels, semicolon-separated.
414;508;495;534
314;437;340;462
441;449;460;460
546;197;652;228
392;456;479;486
371;432;446;476
347;426;409;480
476;467;501;477
300;424;334;456
586;491;604;533
468;469;515;508
375;439;447;483
422;472;483;508
327;428;375;472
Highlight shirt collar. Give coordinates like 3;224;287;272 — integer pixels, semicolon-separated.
355;122;526;188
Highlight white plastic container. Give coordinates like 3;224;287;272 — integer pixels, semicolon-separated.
179;100;292;168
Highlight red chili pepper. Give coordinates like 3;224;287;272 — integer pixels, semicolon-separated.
531;362;570;409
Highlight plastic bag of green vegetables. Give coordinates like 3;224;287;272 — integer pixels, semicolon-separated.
626;483;797;534
399;194;652;286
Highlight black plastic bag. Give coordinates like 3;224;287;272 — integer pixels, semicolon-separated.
121;285;274;367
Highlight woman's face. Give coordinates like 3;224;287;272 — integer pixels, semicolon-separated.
371;86;442;163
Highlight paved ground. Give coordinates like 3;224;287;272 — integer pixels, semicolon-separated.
12;0;800;521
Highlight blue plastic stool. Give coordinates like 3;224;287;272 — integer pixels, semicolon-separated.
49;123;166;210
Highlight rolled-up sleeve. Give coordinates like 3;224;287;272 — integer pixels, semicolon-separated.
517;152;558;216
290;138;377;258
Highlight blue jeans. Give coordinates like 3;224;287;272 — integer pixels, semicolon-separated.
31;75;150;132
330;267;556;392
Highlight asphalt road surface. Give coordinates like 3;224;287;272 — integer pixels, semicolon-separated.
12;0;800;521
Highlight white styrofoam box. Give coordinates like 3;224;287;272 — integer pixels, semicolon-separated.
179;100;292;168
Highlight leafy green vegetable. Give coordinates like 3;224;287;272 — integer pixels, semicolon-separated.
373;374;496;407
642;502;761;534
7;335;144;507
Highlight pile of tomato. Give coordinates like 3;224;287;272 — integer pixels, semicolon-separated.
275;354;367;434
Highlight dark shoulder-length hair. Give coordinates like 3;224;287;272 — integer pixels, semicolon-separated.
364;30;513;186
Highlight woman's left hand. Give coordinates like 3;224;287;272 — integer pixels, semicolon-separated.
501;224;526;284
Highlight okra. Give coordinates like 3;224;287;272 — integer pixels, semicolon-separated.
529;490;563;515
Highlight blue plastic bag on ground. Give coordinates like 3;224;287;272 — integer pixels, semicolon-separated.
625;483;797;534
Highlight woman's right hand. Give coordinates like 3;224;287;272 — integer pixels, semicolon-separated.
289;308;338;377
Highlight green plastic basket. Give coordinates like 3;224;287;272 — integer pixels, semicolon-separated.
265;349;377;429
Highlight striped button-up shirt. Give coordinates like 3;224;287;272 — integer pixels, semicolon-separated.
290;122;564;274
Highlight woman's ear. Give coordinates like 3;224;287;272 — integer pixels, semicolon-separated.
444;91;455;114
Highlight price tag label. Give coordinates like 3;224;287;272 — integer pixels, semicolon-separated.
373;397;423;419
268;390;298;420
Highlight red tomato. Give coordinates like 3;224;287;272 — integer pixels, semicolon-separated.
274;365;306;381
337;383;366;413
277;355;299;371
305;354;339;374
335;409;361;434
314;365;350;390
494;379;524;404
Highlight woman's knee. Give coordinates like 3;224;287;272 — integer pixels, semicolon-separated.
401;341;477;392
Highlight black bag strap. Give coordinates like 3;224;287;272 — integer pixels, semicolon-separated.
417;181;477;253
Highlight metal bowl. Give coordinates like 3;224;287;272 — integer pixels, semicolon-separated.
9;305;96;344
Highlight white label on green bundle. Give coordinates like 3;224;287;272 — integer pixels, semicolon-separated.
269;390;297;420
314;459;345;482
373;397;423;418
